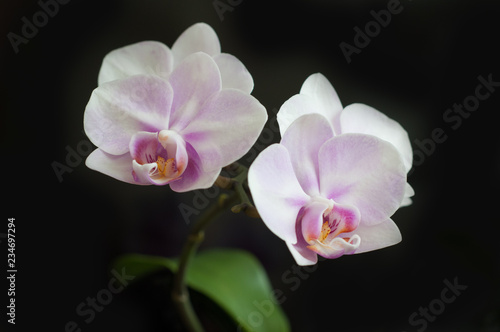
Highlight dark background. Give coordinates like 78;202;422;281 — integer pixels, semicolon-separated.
2;0;499;331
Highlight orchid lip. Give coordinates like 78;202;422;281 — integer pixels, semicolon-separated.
129;130;188;185
302;199;362;258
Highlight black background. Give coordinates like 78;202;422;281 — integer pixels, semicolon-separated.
2;0;500;331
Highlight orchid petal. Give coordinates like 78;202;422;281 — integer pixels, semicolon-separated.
281;114;334;196
131;160;161;185
158;130;189;175
171;23;221;67
300;197;333;244
84;75;173;155
299;73;343;134
286;241;318;266
129;131;162;165
307;235;361;259
401;183;415;207
169;143;221;192
318;134;406;226
277;94;320;137
181;89;267;172
248;144;310;244
212;53;254;93
168;52;222;132
97;41;173;85
85;149;145;185
340;103;413;172
347;218;402;254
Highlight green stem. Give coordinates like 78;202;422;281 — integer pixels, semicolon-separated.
217;163;260;218
172;193;238;332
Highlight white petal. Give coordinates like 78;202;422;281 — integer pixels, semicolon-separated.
98;41;173;85
281;114;334;196
277;94;321;137
213;53;254;93
350;218;402;254
171;23;221;67
181;89;267;172
340;103;413;172
85;149;148;185
400;183;415;207
318;134;407;226
248;144;310;244
84;75;173;155
299;73;343;134
167;52;221;132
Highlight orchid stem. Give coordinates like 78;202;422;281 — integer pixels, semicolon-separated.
217;163;260;218
172;192;238;332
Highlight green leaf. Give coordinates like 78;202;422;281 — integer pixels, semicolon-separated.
113;249;290;332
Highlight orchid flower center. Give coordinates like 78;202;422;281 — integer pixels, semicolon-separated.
154;156;177;179
130;130;188;185
317;206;359;245
303;198;361;259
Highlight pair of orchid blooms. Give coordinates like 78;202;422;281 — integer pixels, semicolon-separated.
84;23;414;266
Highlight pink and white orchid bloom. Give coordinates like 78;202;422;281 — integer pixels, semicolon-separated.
84;24;267;192
277;73;414;206
249;116;407;266
97;22;254;93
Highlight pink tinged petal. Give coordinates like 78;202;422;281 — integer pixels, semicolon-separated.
340;103;413;172
277;94;321;137
281;114;334;196
84;75;173;155
307;236;361;259
169;143;220;192
171;23;221;67
285;202;327;266
85;148;148;185
181;89;267;172
129;130;187;186
168;52;222;132
322;202;361;241
286;241;318;266
248;144;311;244
299;73;343;134
129;131;161;164
401;183;415;207
299;196;333;243
158;130;188;175
346;218;402;254
318;134;407;226
131;160;160;184
97;41;174;85
213;53;254;93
